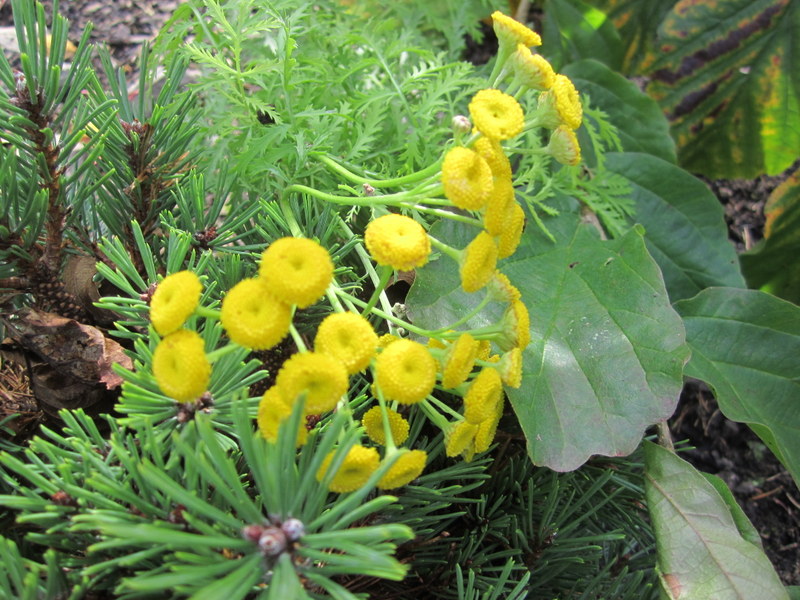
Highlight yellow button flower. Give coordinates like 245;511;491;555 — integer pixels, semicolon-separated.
474;394;504;453
463;367;504;424
538;74;582;130
445;420;478;457
316;445;380;493
500;300;531;351
460;232;498;293
498;348;523;388
364;214;431;271
152;329;210;401
259;237;333;308
220;278;292;350
441;147;494;211
488;271;521;303
149;271;202;336
491;11;542;49
469;89;524;141
441;333;479;389
511;44;555;91
276;351;348;414
473;136;512;180
497;202;525;259
361;406;409;446
315;311;378;374
547;125;581;166
377;450;427;490
375;339;437;404
482;177;515;236
257;386;308;446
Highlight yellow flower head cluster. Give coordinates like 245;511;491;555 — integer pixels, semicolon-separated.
377;450;427;490
259;237;333;308
149;271;202;336
316;445;380;493
497;202;526;259
473;136;512;181
463;367;504;424
469;89;524;141
499;300;531;351
446;393;505;461
275;351;348;414
482;177;515;236
460;231;498;293
257;386;308;446
375;339;437;404
365;213;431;271
491;11;542;50
498;348;523;388
488;272;521;303
361;406;409;446
539;74;582;131
441;333;479;389
445;420;478;458
220;278;292;350
548;125;582;166
315;311;378;374
152;329;210;401
441;147;494;211
511;44;555;91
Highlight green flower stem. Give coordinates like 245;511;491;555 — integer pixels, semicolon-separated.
206;342;243;364
419;398;451;432
361;265;393;318
325;286;349;313
316;153;444;189
337;217;395;326
278;194;304;238
336;290;431;338
426;394;464;420
195;305;221;320
405;204;483;228
285;183;430;209
428;235;461;263
288;322;307;352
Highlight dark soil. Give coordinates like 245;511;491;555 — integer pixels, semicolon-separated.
1;0;798;589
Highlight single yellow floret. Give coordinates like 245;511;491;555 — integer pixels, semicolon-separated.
316;445;380;493
259;237;333;308
497;202;526;259
511;44;555;91
257;386;308;446
469;89;524;141
441;147;494;211
445;420;478;458
473;137;512;180
474;394;504;453
547;125;581;166
460;232;498;293
315;311;378;374
152;329;210;402
498;348;523;388
441;333;480;389
500;300;531;351
149;271;202;336
463;367;504;424
491;11;542;49
375;339;437;404
221;278;292;350
364;214;431;271
276;351;348;414
361;406;410;446
482;177;515;236
377;450;427;489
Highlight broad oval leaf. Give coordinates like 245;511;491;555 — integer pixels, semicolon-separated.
606;151;745;302
408;215;689;471
674;286;800;488
542;0;624;71
644;441;788;600
564;59;676;163
646;0;800;178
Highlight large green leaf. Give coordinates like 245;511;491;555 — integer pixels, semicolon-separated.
646;0;800;178
542;0;624;71
674;287;800;488
605;152;745;302
740;165;800;304
644;441;788;600
563;60;677;163
408;214;689;471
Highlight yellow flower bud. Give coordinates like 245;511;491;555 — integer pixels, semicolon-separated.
460;232;498;293
463;367;504;424
361;406;409;446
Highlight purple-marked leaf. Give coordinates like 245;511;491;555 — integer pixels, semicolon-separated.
644;441;788;600
408;214;689;471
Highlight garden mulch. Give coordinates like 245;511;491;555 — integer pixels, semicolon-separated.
1;0;798;588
